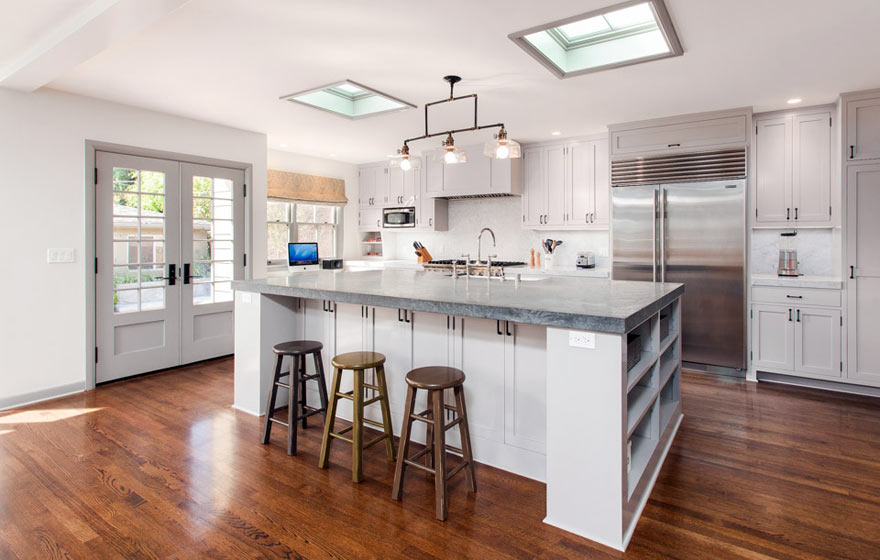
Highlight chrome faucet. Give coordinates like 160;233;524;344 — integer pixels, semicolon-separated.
460;253;471;277
487;253;498;280
478;227;496;263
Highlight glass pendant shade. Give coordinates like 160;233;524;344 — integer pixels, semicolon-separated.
388;154;421;170
435;145;468;165
484;136;522;159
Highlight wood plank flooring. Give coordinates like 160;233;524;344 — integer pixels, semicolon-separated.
1;359;878;559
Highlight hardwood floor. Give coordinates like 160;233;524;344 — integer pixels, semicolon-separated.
1;359;879;559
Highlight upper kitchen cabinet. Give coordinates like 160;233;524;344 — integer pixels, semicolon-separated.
358;165;388;208
424;144;522;198
845;93;880;161
610;112;748;156
387;166;416;206
753;108;834;226
413;163;448;231
523;138;610;230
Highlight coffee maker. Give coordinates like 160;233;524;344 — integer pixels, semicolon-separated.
777;232;800;277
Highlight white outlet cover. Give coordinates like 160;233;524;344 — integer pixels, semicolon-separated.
569;331;596;349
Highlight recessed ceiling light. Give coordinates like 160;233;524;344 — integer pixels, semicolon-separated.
787;98;802;104
280;79;415;119
279;143;288;148
551;131;561;136
509;0;683;79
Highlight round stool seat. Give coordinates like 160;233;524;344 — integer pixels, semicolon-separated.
332;351;386;370
405;366;465;390
273;340;323;356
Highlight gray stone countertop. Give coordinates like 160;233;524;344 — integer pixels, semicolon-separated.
233;269;683;334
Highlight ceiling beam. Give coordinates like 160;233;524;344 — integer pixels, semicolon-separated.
0;0;191;92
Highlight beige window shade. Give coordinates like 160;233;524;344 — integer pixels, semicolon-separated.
267;169;348;205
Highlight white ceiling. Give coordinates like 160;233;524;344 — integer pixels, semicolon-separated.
0;0;95;69
7;0;880;163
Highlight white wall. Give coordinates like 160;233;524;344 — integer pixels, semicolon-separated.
266;150;359;262
383;197;610;269
0;87;267;408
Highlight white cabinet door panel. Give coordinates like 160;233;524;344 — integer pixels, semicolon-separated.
794;307;841;378
847;97;880;161
545;145;566;226
523;148;544;226
793;112;831;223
387;167;404;206
568;141;592;225
753;304;794;371
504;322;547;453
755;117;792;223
369;306;413;418
457;317;506;443
593;139;610;227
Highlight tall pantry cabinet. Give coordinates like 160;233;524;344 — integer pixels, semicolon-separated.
843;89;880;386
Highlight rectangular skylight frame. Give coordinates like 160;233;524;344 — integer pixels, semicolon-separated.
279;79;415;120
508;0;683;79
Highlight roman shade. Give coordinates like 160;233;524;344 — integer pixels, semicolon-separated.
267;169;348;205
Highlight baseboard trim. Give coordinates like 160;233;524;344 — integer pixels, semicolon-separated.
758;372;880;398
231;404;261;417
0;382;85;411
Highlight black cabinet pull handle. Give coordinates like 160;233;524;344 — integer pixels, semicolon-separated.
786;208;790;220
667;143;680;148
496;320;503;336
850;145;855;159
786;295;803;299
789;309;793;321
505;321;512;337
797;309;801;322
851;266;855;279
404;310;411;323
398;309;403;322
795;207;798;220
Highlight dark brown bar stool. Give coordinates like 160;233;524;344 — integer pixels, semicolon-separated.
318;351;395;483
392;366;477;521
261;340;329;455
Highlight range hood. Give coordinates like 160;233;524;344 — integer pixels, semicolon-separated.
428;145;523;199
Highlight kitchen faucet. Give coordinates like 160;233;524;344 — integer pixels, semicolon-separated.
477;227;496;263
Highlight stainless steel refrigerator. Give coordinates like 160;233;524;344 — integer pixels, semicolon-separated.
612;174;746;372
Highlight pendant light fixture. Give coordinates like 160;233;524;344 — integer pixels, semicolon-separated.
390;75;519;168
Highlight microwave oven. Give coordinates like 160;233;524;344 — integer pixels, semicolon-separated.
383;207;416;228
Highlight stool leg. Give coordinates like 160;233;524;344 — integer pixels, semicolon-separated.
288;354;298;455
454;385;477;493
375;365;396;462
352;369;364;483
424;390;434;469
432;389;448;521
318;367;342;469
261;354;283;444
392;385;417;501
299;355;308;429
314;352;329;422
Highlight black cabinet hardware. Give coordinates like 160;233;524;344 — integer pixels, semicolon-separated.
786;208;790;220
851;266;855;279
796;309;801;322
505;321;512;336
667;143;680;148
398;309;403;322
786;295;803;299
789;309;793;321
794;207;798;220
496;320;503;336
404;310;411;323
850;145;855;159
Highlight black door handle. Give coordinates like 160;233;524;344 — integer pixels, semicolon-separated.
160;264;176;285
183;263;191;284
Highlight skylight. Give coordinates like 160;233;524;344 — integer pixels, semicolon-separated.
508;0;683;79
280;80;415;119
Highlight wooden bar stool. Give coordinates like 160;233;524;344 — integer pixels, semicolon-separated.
391;366;477;521
261;340;329;455
318;351;395;483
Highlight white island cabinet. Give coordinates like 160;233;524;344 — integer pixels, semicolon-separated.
232;269;683;551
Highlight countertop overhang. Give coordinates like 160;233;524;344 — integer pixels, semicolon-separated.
233;269;683;334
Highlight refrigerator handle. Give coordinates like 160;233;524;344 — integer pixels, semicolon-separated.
652;189;658;283
660;188;667;282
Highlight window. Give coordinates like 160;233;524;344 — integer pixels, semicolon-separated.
508;0;683;79
279;80;415;119
267;201;338;266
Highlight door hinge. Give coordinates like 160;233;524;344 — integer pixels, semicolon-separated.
95;347;99;363
243;183;247;197
94;257;98;274
94;168;98;185
243;254;247;267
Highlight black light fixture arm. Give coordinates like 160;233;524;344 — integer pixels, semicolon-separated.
400;75;505;148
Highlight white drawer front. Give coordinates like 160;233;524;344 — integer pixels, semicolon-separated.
752;286;841;307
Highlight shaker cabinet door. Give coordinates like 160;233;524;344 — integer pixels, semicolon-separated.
846;97;880;161
752;304;794;371
754;117;792;223
793;112;832;224
794;307;841;378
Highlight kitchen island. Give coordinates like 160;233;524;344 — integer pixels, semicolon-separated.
232;269;684;551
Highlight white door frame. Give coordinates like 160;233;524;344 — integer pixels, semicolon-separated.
85;140;253;390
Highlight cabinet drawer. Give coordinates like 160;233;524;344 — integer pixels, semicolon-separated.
752;286;841;307
611;115;747;155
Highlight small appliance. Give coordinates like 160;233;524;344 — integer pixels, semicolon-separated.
321;258;343;270
576;251;596;269
288;242;319;272
383;207;415;228
777;232;800;277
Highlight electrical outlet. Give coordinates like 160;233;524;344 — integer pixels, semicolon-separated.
47;248;75;263
568;331;596;349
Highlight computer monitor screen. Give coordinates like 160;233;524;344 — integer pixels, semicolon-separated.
288;242;319;266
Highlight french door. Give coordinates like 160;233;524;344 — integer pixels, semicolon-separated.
96;152;245;383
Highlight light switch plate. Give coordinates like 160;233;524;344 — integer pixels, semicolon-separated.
47;248;76;263
569;331;596;349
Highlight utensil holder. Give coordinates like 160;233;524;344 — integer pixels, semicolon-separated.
543;254;554;269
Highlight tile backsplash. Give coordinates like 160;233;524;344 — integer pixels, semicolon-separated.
751;228;836;276
383;197;610;269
